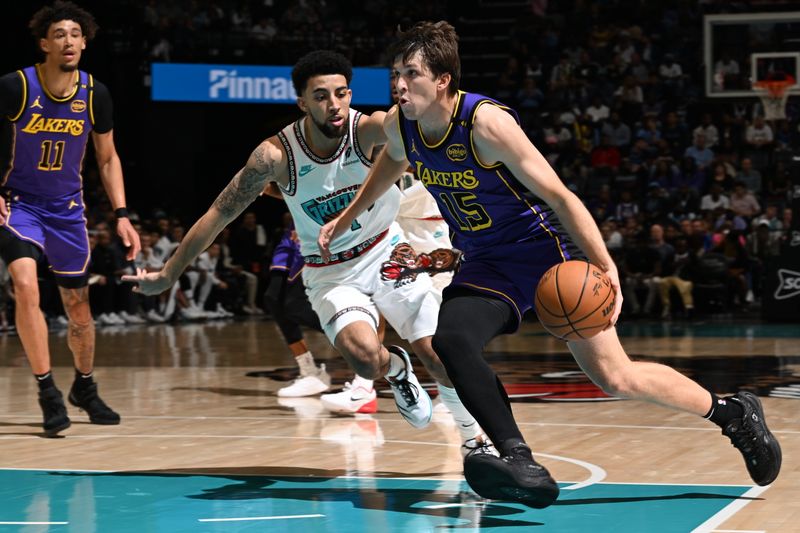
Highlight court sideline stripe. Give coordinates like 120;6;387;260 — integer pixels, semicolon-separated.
2;415;796;434
691;485;770;533
198;514;324;522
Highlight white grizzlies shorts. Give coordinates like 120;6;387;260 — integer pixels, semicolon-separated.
303;222;441;345
396;182;454;293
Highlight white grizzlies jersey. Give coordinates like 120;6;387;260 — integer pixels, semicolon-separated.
275;110;401;257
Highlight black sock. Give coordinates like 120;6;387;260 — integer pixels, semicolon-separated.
72;369;94;392
35;371;55;391
705;392;744;428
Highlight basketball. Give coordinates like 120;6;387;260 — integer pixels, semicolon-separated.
534;260;616;341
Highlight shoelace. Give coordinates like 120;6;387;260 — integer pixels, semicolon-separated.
729;423;758;455
393;379;420;407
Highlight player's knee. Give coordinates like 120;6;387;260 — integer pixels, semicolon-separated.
431;326;468;365
340;336;384;379
12;278;40;305
68;313;94;331
263;292;280;315
413;343;450;384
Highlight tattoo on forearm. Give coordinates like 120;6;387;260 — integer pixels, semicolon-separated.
213;145;274;220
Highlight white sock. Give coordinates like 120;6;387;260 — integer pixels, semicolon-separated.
295;351;316;376
437;384;481;442
351;374;374;391
385;350;407;380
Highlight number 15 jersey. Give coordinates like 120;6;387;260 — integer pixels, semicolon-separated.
397;91;568;256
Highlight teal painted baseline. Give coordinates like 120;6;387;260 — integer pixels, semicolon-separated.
0;469;757;533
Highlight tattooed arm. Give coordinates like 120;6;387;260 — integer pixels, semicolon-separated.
123;137;287;295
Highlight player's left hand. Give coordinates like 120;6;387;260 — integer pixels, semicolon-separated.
116;217;142;261
603;263;623;328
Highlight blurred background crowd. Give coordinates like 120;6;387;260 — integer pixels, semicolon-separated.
0;0;797;331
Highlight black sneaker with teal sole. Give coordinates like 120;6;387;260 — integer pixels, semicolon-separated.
464;441;559;508
723;391;781;486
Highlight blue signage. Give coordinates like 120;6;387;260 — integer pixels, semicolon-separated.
151;63;390;105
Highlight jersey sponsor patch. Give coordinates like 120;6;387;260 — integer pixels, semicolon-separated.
446;143;467;162
70;100;87;113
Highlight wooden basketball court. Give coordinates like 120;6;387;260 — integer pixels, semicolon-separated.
0;317;797;532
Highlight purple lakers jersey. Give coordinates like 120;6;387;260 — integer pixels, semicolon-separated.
3;65;94;198
398;91;569;257
399;91;578;329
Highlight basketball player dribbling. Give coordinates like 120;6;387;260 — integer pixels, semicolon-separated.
0;1;140;436
125;50;485;451
319;21;781;507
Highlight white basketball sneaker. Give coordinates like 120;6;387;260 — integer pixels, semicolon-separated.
386;346;433;428
320;376;377;414
277;364;331;397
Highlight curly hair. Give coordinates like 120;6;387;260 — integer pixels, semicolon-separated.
29;1;98;41
389;21;460;96
291;50;353;95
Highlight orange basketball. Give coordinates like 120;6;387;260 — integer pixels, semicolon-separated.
534;260;616;341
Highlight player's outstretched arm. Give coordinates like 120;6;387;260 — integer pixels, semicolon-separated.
93;129;141;260
318;106;408;259
472;104;623;326
123;138;285;295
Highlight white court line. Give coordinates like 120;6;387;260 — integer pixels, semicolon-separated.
536;453;606;490
0;468;756;489
1;414;798;435
691;485;770;533
198;514;323;522
711;530;766;533
0;522;68;525
423;503;483;510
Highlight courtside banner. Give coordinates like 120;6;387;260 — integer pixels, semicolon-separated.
151;63;390;105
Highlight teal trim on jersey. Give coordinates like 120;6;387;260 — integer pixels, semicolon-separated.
0;469;753;532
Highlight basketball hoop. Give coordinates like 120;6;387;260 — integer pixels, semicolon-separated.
753;75;795;121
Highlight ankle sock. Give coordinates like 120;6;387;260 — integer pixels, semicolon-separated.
705;392;744;428
436;384;481;442
35;371;55;391
295;351;316;376
385;349;406;380
72;369;94;392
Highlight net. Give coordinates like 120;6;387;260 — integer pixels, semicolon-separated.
753;75;795;121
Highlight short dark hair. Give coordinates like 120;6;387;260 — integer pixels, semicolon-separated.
29;1;98;41
389;21;461;96
292;50;353;95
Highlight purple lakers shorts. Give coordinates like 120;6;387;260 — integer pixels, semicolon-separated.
3;190;90;277
445;236;581;332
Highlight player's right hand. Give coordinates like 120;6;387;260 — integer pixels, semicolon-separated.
121;268;174;296
0;196;7;225
317;219;341;262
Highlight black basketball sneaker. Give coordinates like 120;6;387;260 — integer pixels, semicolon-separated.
69;383;121;425
464;439;559;508
722;392;781;486
38;387;71;437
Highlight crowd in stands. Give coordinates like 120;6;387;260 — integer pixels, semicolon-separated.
0;1;797;332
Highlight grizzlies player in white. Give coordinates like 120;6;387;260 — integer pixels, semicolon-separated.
126;51;483;445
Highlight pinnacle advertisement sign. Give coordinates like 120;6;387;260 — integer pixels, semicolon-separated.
151;63;390;106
